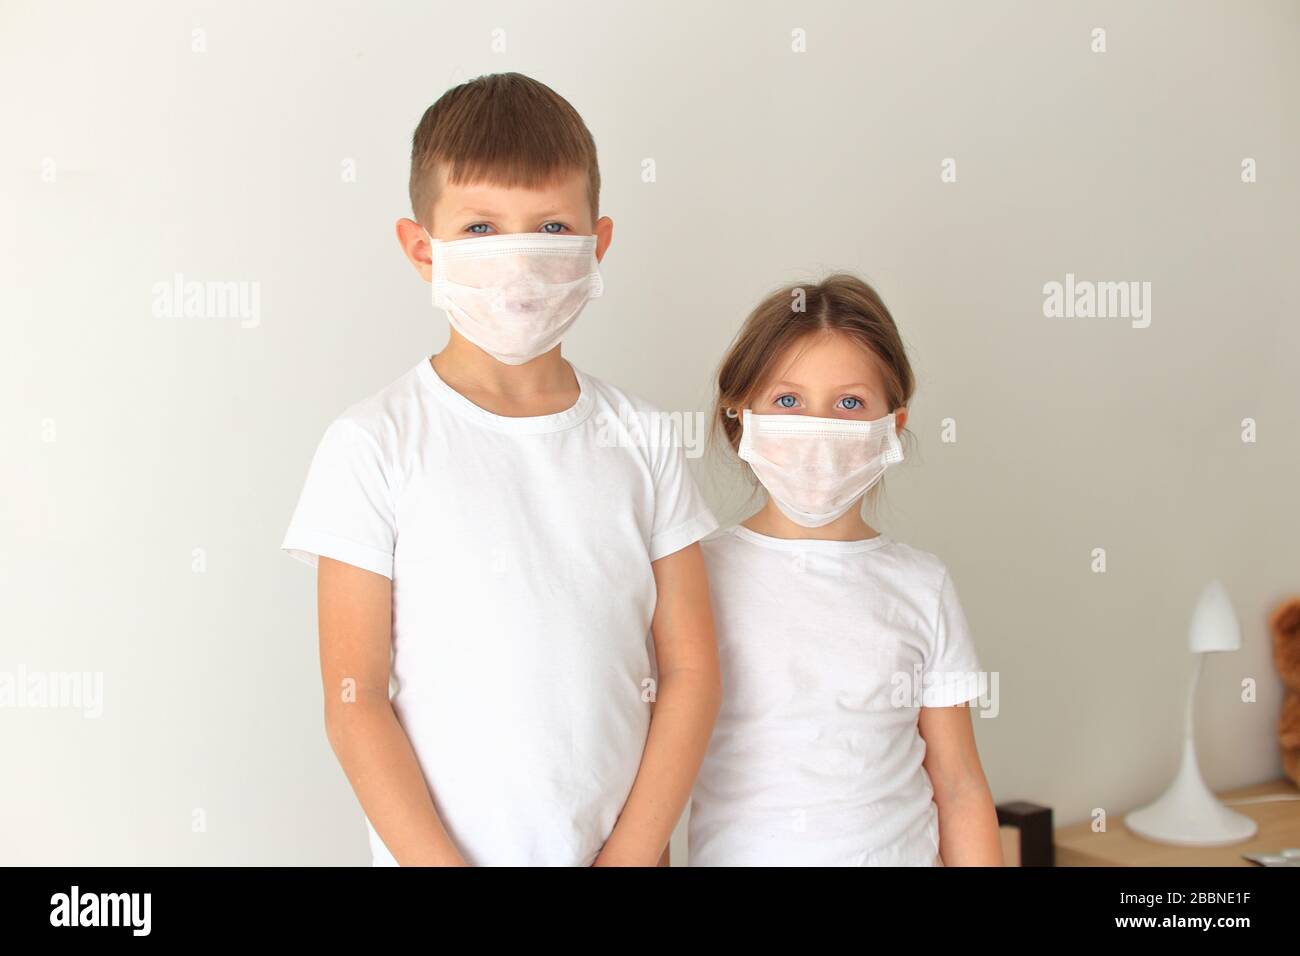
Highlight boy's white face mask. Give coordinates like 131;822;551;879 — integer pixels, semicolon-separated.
426;230;603;365
737;409;904;528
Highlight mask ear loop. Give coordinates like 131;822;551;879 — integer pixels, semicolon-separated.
423;228;440;289
882;421;905;465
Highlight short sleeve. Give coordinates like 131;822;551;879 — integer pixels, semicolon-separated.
646;413;719;563
922;568;985;707
280;418;396;579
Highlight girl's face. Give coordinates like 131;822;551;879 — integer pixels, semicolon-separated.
750;330;907;428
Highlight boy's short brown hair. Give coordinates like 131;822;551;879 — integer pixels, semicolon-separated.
409;72;600;227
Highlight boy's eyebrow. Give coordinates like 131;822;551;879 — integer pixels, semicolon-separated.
451;206;576;219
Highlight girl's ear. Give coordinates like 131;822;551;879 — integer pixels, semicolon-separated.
893;407;908;432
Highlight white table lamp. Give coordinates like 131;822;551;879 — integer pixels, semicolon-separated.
1124;581;1258;846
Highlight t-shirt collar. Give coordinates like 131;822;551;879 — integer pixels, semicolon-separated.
415;356;595;434
730;524;893;554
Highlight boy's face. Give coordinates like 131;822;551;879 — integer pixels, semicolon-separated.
397;166;613;281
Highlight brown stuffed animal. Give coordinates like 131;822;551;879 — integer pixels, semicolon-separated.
1270;598;1300;787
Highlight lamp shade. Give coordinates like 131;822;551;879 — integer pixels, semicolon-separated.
1188;580;1241;653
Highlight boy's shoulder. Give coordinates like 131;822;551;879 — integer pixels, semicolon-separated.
326;359;429;447
575;364;702;454
573;365;666;416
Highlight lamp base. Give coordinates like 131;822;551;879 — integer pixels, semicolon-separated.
1125;773;1258;847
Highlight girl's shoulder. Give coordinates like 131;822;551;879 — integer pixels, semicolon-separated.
698;525;740;564
700;524;738;545
877;537;945;570
871;538;953;588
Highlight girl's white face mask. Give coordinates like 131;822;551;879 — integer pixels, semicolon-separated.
426;231;603;365
737;409;904;528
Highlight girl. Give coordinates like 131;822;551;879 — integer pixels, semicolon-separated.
688;274;1002;866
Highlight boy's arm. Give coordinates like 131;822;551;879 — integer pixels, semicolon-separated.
318;556;467;866
594;542;720;866
919;703;1003;865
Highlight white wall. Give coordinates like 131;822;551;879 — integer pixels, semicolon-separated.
2;0;1296;864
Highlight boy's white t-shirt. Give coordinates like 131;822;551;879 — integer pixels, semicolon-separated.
281;357;718;866
688;525;985;867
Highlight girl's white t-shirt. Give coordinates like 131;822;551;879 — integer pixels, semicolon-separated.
281;358;717;865
688;525;985;867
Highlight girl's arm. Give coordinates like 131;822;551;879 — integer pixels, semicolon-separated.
594;542;721;866
919;702;1004;865
318;556;467;866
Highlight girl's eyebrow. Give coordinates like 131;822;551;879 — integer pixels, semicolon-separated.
768;380;875;392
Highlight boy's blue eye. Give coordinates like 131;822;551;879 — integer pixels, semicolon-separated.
840;396;862;410
540;222;565;234
776;395;798;409
467;223;491;234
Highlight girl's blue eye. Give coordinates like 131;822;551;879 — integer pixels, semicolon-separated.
776;395;798;409
467;223;491;234
840;396;863;411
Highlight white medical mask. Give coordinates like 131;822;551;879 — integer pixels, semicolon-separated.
737;409;904;528
426;230;603;365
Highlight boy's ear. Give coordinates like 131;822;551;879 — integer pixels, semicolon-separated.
396;217;433;281
594;216;614;264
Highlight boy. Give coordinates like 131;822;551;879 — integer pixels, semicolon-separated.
281;73;721;866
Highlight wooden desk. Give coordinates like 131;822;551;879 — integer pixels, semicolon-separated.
1055;778;1300;866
